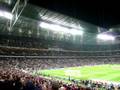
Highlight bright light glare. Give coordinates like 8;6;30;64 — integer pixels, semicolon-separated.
28;31;32;34
40;22;69;33
0;10;13;20
70;29;83;35
97;34;115;41
39;22;83;35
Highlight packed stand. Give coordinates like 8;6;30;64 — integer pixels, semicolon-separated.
0;57;120;72
0;68;53;90
1;68;120;90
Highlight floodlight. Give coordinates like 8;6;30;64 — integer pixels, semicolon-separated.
19;28;22;33
97;34;115;41
39;22;70;33
0;10;13;20
28;31;32;34
39;22;84;35
70;29;83;35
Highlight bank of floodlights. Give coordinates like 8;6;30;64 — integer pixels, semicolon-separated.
97;33;115;41
39;22;84;36
0;10;13;20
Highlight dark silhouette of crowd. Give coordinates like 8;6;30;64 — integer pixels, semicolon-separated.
0;68;94;90
0;68;53;90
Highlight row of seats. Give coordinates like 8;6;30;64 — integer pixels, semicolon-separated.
0;46;120;57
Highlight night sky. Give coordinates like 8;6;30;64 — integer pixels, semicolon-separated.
29;0;120;29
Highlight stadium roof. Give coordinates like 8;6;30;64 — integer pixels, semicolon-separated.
0;0;120;45
1;0;120;33
27;0;120;35
29;0;120;29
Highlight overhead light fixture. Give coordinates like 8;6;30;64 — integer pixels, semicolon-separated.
39;22;84;35
0;10;13;20
28;31;32;35
19;28;22;33
97;34;115;41
70;29;83;35
39;22;69;33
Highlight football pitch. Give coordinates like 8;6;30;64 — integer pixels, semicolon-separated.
38;64;120;82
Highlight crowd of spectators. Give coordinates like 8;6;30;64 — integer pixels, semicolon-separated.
0;56;120;90
0;47;120;90
0;46;120;57
79;80;120;90
1;37;120;90
0;68;53;90
0;57;120;72
1;67;120;90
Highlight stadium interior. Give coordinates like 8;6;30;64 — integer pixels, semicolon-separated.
0;0;120;90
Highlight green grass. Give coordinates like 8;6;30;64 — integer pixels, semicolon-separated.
37;64;120;82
